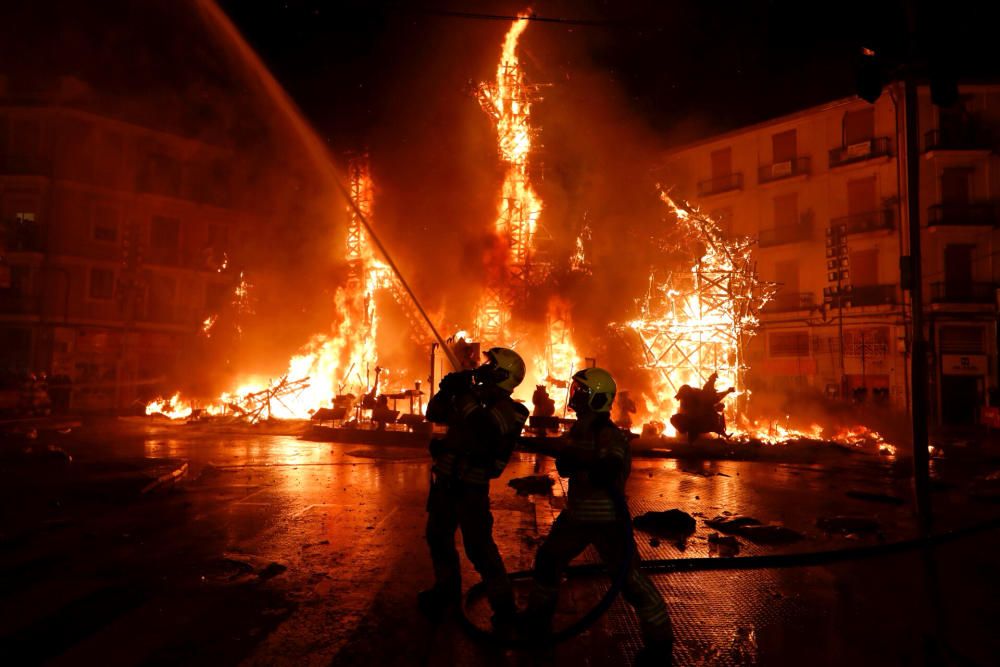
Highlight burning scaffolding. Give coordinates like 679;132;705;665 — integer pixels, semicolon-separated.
621;192;775;433
474;12;547;345
472;12;578;402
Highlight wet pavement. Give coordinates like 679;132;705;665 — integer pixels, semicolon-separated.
2;419;1000;666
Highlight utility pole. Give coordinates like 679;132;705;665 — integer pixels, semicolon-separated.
902;8;933;534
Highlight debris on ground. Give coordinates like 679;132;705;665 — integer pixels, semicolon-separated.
845;490;905;505
258;562;288;581
705;515;804;544
706;515;760;530
708;532;740;557
816;516;882;535
507;475;555;496
634;509;697;538
20;444;73;464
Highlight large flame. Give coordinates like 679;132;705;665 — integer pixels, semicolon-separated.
147;161;397;421
474;11;580;408
474;11;542;342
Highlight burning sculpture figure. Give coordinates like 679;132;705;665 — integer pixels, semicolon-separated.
419;347;529;627
670;371;736;443
521;368;674;665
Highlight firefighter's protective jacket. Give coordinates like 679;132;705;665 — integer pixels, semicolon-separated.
556;412;631;521
427;380;528;485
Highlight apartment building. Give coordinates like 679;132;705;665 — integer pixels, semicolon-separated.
657;83;1000;426
0;78;267;410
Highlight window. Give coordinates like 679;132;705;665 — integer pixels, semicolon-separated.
148;274;176;321
205;282;229;310
207;224;227;249
939;95;974;133
710;147;732;180
710;207;733;236
9;118;41;166
939;325;985;354
944;244;974;285
769;331;810;357
150;215;180;265
773;193;798;228
843;108;875;145
92;204;119;242
849;249;878;286
772;130;797;163
941;168;971;205
138;153;182;196
775;260;799;293
844;327;889;358
89;268;115;300
8;211;39;251
847;176;877;215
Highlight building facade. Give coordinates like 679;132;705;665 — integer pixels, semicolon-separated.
0;83;264;411
657;83;1000;426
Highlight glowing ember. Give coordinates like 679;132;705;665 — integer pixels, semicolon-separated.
202;314;218;336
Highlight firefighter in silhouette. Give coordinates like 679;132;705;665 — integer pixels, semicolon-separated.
531;384;556;417
521;368;673;665
670;372;735;442
419;347;529;627
615;389;637;430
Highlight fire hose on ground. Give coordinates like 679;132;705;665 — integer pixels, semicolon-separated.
457;487;1000;651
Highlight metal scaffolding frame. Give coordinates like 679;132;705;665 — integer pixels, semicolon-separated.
626;202;774;415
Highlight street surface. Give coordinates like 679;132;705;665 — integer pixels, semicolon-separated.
1;419;999;666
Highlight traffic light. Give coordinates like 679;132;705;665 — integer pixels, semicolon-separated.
856;47;883;104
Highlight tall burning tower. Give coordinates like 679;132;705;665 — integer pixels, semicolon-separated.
474;13;546;344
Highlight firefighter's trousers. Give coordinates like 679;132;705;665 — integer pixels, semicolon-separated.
528;512;673;642
425;475;514;614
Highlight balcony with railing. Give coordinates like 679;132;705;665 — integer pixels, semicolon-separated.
930;282;995;304
758;156;810;184
830;208;895;236
697;172;743;197
927;203;996;228
765;291;815;313
759;218;813;248
924;126;992;153
829;137;892;168
850;284;898;307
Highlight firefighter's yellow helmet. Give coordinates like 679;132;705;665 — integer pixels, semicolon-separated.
482;347;526;393
570;367;617;413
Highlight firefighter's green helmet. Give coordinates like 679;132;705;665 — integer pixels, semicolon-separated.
570;367;617;413
481;347;526;393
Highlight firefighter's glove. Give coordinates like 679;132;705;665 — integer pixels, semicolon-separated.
439;371;474;394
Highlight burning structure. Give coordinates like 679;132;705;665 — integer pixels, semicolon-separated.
473;13;579;404
127;9;896;454
621;193;775;434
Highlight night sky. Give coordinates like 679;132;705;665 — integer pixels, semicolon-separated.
219;0;999;149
